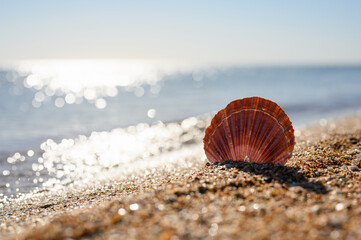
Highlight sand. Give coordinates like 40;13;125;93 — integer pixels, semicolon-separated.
1;114;361;240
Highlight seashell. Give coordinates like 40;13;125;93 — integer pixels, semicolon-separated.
203;97;295;165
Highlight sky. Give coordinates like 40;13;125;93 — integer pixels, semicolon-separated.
0;0;361;65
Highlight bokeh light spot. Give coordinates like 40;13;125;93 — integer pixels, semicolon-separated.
147;109;156;119
55;97;65;108
27;150;35;157
65;93;76;104
95;98;107;109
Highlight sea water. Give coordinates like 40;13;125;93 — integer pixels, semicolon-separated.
1;60;361;199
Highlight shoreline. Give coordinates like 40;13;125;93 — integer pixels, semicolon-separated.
1;113;361;239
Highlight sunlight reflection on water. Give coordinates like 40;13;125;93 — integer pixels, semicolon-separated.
1;116;210;198
16;59;192;109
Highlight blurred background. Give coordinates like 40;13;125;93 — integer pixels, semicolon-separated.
1;1;361;198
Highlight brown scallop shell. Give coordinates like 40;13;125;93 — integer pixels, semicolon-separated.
203;97;295;165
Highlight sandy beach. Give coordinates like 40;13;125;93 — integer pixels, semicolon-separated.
1;113;361;240
1;1;361;239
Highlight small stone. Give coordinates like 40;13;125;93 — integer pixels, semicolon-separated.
239;205;246;212
157;204;165;211
348;166;359;172
253;203;265;210
118;208;127;216
165;196;176;203
129;203;139;211
310;205;320;214
350;138;358;144
335;203;344;211
233;192;244;198
262;176;272;183
39;203;54;209
198;186;207;194
328;220;343;229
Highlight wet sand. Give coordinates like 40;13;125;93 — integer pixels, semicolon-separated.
1;114;361;240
